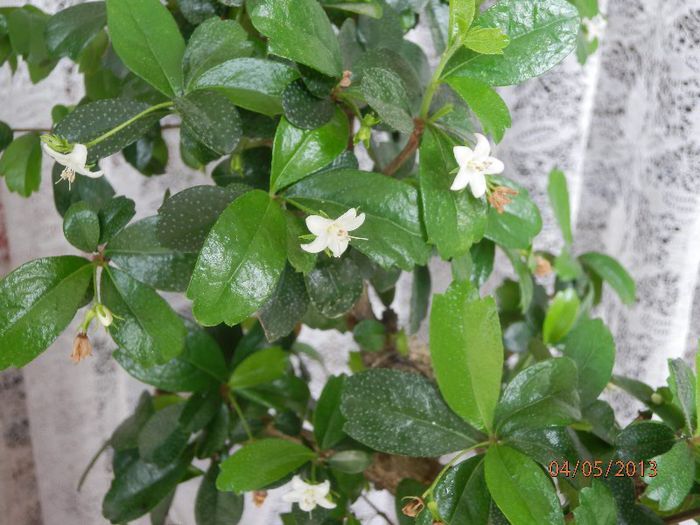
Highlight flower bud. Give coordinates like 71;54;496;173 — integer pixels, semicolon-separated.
253;490;268;507
401;497;425;517
71;332;93;363
95;304;114;327
40;133;74;154
650;392;663;405
534;256;553;277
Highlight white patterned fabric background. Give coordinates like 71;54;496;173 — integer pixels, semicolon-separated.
0;0;699;524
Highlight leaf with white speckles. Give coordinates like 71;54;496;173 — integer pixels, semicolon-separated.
175;90;243;155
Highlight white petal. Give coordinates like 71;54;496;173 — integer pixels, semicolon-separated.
301;235;329;254
470;172;487;198
484;157;505;175
305;215;333;236
75;165;104;178
298;499;316;512
337;210;365;231
327;235;349;257
282;492;300;503
473;133;491;159
312;480;331;498
290;476;306;491
450;167;472;191
453;146;473;167
41;143;72;166
69;144;89;166
316;497;337;510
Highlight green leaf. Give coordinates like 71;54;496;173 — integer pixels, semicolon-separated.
642;441;694;512
446;77;511;142
485;177;542;249
615;421;675;462
0;121;13;152
187;190;287;327
281;79;335;130
304;256;363;318
449;0;476;44
360;67;414;134
430;282;503;432
217;439;317;492
285;212;316;273
341;369;483;457
579;251;636;305
504;427;579;468
106;0;185;97
138;403;189;466
52;162;115;217
612;375;686;431
470;239;495;287
114;322;228;392
196;405;230;459
560;318;615;407
409;265;431;334
425;0;449;54
542;288;579;344
328;450;372;474
176;0;219;24
485;445;564;525
286;169;430;270
195;466;244;525
156;185;245;253
0;133;41;197
503;249;534;313
102;449;192;523
175;90;242;155
464;27;510;54
396;479;428;525
322;1;383;18
444;0;580;86
572;480;617;525
547;169;573;245
98;196;136;244
101;266;186;367
105;217;197;292
313;375;347;450
259;265;309;342
229;347;288;390
55;99;167;163
271;110;349;193
353;319;386;351
494;357;580;436
45;2;106;60
63;201;101;253
183;18;253;87
248;0;343;78
0;256;93;369
190;58;300;116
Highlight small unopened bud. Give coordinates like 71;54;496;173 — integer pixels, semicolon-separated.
650;392;664;405
401;497;425;518
95;304;113;327
487;185;518;214
339;70;352;88
253;491;268;507
71;332;93;363
534;256;553;277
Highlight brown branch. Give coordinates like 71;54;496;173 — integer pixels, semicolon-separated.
664;507;700;524
382;118;425;177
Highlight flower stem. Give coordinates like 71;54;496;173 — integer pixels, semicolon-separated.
84;101;174;148
77;439;110;491
421;440;490;500
228;392;254;442
419;43;461;119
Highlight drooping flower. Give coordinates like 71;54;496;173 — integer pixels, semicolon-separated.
95;304;114;328
488;185;518;214
41;134;103;188
281;476;337;512
71;332;93;363
451;134;505;198
301;208;366;258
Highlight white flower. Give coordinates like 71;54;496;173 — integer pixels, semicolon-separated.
95;304;113;328
42;142;103;187
282;476;336;512
301;208;366;258
583;15;607;41
451;133;505;198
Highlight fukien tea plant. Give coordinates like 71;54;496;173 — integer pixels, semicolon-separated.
0;0;697;524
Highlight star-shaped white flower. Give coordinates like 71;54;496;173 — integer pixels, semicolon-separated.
451;133;504;198
583;15;607;41
42;142;104;187
281;476;337;512
301;208;366;258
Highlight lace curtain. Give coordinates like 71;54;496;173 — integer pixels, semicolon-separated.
1;0;699;523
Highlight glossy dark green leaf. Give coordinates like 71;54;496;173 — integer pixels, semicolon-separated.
408;265;431;334
444;0;580;86
430;282;503;431
485;444;564;525
547;169;573;245
97;196;136;244
0;133;41;197
176;90;242;155
494;357;580;436
281;79;335;130
285;212;316;274
150;490;175;525
464;26;510;54
542;288;579;344
0;121;12;152
446;76;511;142
611;375;685;430
63;201;101;252
353;319;385;351
572;480;617;525
396;479;427;525
217;439;317;492
114;322;228;392
419;128;488;259
561;318;615;407
470;239;495;287
187;190;287;327
248;0;343;78
287;170;430;270
504;427;578;467
55;99;167;163
0;256;93;369
110;392;154;451
196;405;230;459
106;0;185;97
52;162;115;217
304;256;363;318
313;375;347;450
604;476;664;525
45;2;106;60
615;421;675;462
353;48;422;108
328;450;372;474
341;369;483;457
105;217;196;292
641;441;694;512
579;251;636;305
361;67;414;134
190;58;300;116
101;266;186;366
138;403;189;466
195;465;244;525
668;358;696;433
179;389;221;433
229;347;288;390
176;0;219;24
259;265;309;342
485;177;542;249
271;110;348;193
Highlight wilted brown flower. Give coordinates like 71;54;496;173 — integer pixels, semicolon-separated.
401;497;425;517
253;490;268;507
534;256;553;277
71;332;92;363
487;185;518;214
339;70;352;88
